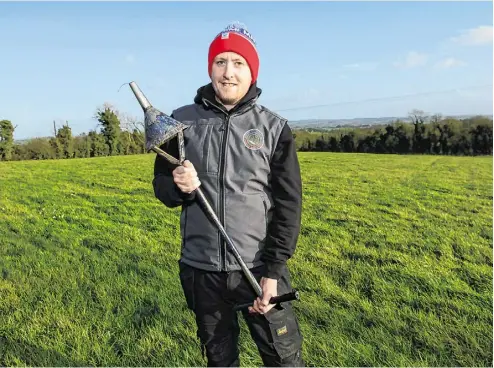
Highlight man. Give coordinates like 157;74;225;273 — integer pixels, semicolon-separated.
152;22;304;367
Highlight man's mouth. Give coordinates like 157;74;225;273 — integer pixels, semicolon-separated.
221;82;237;87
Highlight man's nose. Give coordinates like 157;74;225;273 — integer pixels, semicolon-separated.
223;61;234;79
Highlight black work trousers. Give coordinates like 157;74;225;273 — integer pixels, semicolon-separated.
178;260;305;367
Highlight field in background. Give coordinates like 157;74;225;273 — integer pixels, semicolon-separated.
0;152;492;366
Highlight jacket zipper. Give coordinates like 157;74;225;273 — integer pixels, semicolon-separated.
219;114;230;271
202;97;256;271
203;97;230;271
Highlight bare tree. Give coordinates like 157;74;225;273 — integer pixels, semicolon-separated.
430;113;443;125
119;111;145;148
408;109;428;124
118;111;144;133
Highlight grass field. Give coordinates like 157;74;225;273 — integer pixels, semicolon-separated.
0;152;492;367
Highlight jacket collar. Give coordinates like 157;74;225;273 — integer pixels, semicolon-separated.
193;82;262;116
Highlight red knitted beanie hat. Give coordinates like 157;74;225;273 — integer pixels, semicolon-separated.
208;22;259;84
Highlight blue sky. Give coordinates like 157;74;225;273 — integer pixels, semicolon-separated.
1;1;492;140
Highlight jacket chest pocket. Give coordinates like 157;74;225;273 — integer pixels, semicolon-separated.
183;121;222;175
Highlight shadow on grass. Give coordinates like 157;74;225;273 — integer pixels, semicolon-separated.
0;336;86;366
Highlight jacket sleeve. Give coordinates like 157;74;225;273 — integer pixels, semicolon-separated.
261;122;302;280
152;114;196;208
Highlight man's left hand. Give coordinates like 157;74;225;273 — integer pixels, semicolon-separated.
249;277;277;315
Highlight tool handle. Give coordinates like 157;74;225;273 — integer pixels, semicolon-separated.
270;290;300;304
195;186;263;297
233;290;300;312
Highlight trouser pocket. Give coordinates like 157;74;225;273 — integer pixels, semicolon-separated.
244;303;304;367
264;305;304;361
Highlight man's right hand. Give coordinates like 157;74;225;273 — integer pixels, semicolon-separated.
172;160;201;194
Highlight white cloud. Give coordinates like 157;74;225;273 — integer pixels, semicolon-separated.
342;62;378;71
435;57;467;69
450;25;493;46
393;51;428;68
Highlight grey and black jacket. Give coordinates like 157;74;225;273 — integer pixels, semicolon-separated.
152;82;302;280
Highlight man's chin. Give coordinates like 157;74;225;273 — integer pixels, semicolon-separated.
217;95;239;106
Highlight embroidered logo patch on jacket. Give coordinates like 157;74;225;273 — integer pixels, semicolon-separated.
243;129;264;150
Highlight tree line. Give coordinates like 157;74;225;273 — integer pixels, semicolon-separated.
0;104;146;161
0;108;492;162
294;111;493;156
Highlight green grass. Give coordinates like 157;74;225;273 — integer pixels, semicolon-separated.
0;152;492;367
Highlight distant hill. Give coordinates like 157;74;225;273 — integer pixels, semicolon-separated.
289;114;493;130
14;136;52;145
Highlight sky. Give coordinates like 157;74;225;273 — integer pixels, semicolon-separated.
0;1;492;140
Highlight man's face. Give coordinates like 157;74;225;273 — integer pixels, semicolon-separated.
211;52;252;108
